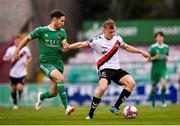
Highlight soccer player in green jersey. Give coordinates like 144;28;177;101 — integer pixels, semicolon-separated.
149;31;169;108
14;9;75;115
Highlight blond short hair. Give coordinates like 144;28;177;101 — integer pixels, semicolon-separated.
103;18;116;29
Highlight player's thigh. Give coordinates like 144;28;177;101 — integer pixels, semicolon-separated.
98;78;109;91
98;69;115;85
113;69;132;86
95;78;109;98
17;76;25;90
9;76;18;92
40;63;64;83
118;75;136;91
50;69;64;83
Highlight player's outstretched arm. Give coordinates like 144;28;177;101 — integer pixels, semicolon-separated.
121;43;150;60
69;41;89;49
14;35;32;60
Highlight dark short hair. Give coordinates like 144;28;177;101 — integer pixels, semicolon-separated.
103;18;116;29
154;31;165;38
50;9;65;18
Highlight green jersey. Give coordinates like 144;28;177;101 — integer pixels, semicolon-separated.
30;26;67;64
149;43;169;84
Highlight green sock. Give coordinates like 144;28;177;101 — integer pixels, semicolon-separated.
150;89;156;107
57;84;68;109
40;90;54;101
160;87;166;104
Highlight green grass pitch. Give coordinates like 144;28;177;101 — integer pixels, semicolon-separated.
0;104;180;125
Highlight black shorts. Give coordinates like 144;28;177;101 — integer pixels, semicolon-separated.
9;76;26;85
98;68;129;85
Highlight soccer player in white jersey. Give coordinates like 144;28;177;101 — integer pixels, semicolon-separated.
69;19;150;119
3;35;32;109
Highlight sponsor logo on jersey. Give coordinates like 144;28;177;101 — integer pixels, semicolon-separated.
44;40;49;44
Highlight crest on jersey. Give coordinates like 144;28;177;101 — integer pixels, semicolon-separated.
57;34;61;39
100;71;107;78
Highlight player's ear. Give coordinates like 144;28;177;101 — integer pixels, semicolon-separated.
103;28;106;33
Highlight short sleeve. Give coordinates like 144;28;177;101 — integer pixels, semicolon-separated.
30;27;42;39
4;48;11;58
116;35;125;47
149;46;156;56
166;46;169;56
87;38;96;48
61;30;67;43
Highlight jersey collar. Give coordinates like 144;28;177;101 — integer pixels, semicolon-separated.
102;34;114;41
155;43;165;48
47;25;58;31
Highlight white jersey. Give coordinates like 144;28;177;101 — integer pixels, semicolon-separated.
4;45;31;78
87;34;125;71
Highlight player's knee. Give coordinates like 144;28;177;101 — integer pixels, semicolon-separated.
55;76;65;83
126;79;136;90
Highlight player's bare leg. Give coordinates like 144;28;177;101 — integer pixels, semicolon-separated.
86;78;108;120
110;75;135;114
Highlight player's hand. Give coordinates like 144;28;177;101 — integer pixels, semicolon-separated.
62;43;70;53
13;53;20;61
141;51;151;61
148;53;160;62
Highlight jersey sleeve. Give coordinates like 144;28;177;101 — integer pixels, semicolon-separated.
87;38;96;48
149;46;156;56
30;27;42;39
4;47;12;58
116;35;125;47
166;46;169;56
61;30;67;43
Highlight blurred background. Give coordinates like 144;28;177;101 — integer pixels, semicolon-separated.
0;0;180;107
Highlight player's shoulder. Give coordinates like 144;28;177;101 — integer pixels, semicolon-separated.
60;28;66;32
8;45;15;50
6;45;15;53
33;26;48;33
88;34;102;43
163;43;169;48
59;28;66;35
114;34;123;39
150;43;157;48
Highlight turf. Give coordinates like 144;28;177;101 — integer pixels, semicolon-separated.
0;104;180;125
